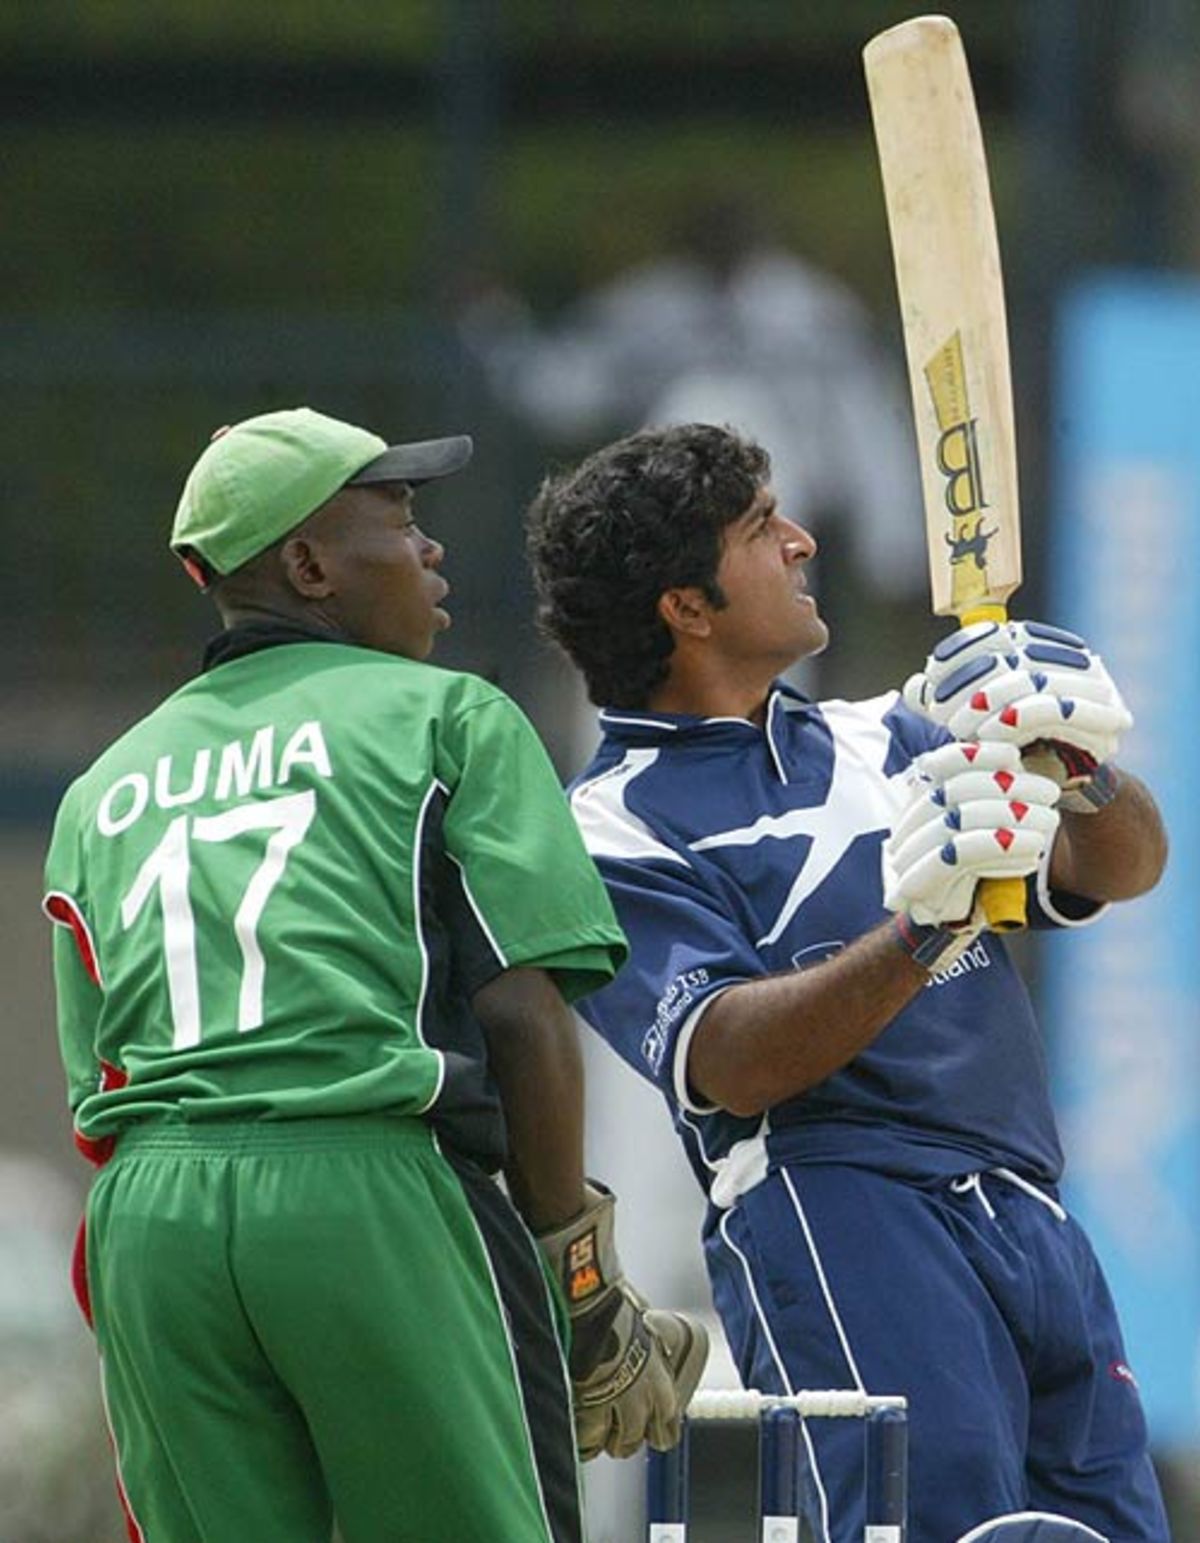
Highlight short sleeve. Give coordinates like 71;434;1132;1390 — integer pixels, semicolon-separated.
437;689;627;1001
575;850;761;1110
43;791;107;1122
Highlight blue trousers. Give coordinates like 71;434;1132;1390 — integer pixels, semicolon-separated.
705;1164;1170;1543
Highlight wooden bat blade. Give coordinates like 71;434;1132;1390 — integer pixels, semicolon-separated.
864;14;1021;622
866;16;1025;931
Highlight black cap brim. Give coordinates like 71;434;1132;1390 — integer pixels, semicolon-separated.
346;435;473;488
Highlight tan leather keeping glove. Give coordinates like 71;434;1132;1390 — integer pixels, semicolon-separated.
537;1181;709;1461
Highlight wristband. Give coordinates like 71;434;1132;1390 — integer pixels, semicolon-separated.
892;912;972;972
1058;761;1119;815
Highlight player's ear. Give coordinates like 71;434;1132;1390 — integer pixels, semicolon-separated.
279;535;335;599
657;587;713;640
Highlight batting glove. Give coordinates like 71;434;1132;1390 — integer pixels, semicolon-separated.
883;741;1060;933
537;1182;709;1461
903;619;1131;811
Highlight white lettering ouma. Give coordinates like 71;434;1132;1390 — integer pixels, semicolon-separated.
215;727;274;802
156;749;213;809
278;721;333;783
98;773;150;836
96;720;333;837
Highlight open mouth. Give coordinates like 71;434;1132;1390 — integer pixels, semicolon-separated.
432;580;451;627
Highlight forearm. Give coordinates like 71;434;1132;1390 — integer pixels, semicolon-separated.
480;976;709;1459
1048;769;1168;901
688;919;928;1116
473;966;587;1232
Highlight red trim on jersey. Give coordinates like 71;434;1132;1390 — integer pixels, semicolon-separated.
74;1128;118;1166
74;1061;128;1168
99;1060;127;1093
43;891;103;987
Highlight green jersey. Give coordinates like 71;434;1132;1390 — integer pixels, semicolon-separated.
44;635;626;1167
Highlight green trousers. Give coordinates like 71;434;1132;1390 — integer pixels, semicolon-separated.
84;1117;584;1542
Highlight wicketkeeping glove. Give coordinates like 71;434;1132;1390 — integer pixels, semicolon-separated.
537;1182;709;1461
902;620;1131;809
883;741;1061;928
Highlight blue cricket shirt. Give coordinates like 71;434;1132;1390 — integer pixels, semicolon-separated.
570;684;1101;1206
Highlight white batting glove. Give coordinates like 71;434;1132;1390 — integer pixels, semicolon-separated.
903;620;1131;810
883;741;1061;928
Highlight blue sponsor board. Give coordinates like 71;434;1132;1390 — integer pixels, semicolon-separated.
1045;273;1200;1445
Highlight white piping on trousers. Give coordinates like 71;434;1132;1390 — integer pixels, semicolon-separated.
781;1169;867;1394
717;1208;834;1543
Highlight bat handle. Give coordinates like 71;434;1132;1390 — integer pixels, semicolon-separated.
959;602;1009;627
979;877;1026;931
960;602;1027;932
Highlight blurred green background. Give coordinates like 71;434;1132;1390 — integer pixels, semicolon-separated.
3;2;1198;1539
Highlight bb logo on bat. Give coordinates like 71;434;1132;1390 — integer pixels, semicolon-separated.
925;331;989;522
924;330;998;601
935;417;986;519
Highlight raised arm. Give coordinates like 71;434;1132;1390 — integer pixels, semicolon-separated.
1048;768;1167;902
688;919;927;1115
691;738;1062;1116
902;618;1167;904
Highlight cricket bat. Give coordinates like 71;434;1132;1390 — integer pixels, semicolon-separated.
864;14;1025;930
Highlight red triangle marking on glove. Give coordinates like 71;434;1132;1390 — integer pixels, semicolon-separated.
1009;801;1029;822
1000;706;1019;727
962;744;979;762
994;770;1014;793
994;828;1015;851
971;691;991;711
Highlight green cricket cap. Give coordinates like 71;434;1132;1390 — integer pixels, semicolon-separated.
170;406;473;583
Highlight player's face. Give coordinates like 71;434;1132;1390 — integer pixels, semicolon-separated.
708;487;827;671
315;485;450;660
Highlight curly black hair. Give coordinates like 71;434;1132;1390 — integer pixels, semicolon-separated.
525;423;770;708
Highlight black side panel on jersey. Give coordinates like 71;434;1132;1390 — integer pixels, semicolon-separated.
416;789;510;1170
